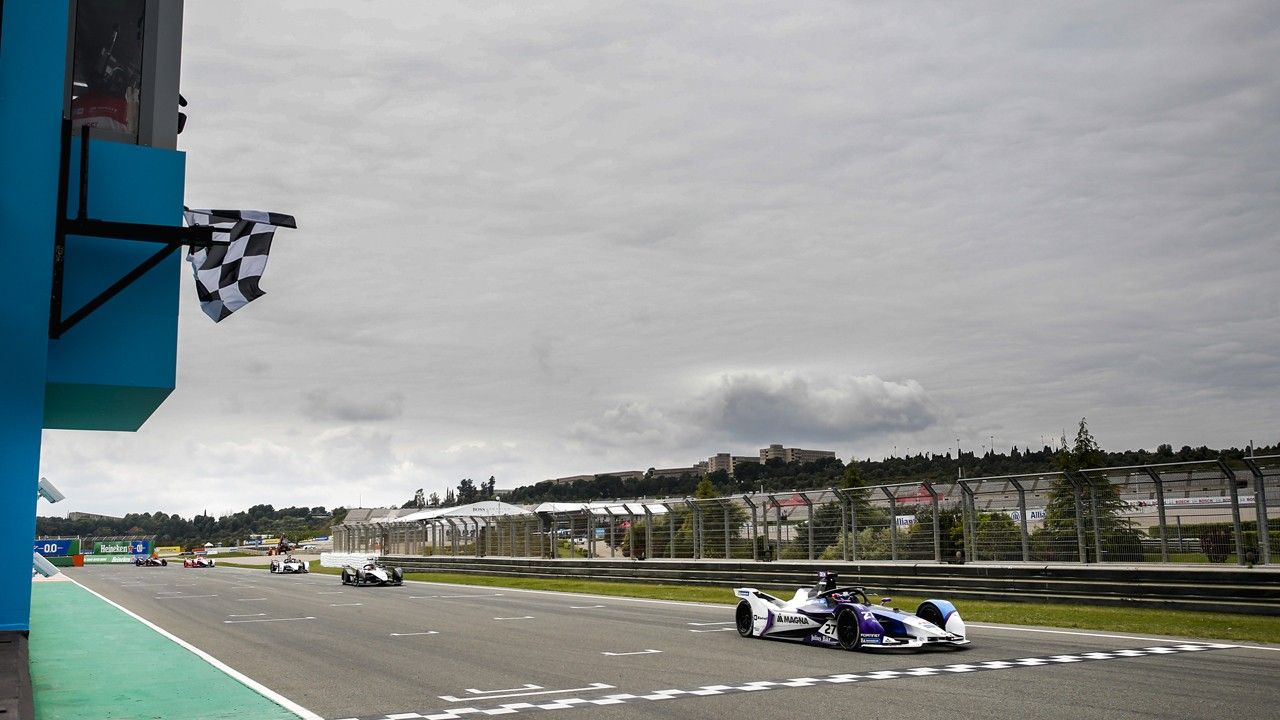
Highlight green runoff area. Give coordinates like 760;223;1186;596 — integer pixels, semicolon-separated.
28;581;301;720
233;560;1280;645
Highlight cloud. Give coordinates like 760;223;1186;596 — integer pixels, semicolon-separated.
34;2;1280;518
302;390;404;422
693;372;942;444
569;371;942;453
569;402;686;448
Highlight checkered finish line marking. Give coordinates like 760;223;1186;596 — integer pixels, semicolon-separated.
333;642;1237;720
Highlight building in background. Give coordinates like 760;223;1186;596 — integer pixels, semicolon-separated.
758;444;836;465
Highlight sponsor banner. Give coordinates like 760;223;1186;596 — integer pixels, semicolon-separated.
1124;496;1255;513
83;554;138;564
155;545;182;555
92;540;150;555
34;539;79;557
1007;508;1047;523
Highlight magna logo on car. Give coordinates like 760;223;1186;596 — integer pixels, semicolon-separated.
776;613;810;624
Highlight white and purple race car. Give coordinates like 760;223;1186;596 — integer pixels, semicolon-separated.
734;571;969;650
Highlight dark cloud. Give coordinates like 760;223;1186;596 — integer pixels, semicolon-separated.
302;390;404;423
693;372;941;445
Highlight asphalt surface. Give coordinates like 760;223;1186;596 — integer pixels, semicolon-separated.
66;565;1280;720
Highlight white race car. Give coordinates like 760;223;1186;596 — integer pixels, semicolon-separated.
269;555;309;574
340;562;403;586
735;571;969;650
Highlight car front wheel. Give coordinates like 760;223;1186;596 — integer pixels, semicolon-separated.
835;608;862;651
735;600;755;637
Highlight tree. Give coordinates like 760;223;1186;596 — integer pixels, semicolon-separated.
1042;418;1140;561
457;478;479;504
427;492;441;508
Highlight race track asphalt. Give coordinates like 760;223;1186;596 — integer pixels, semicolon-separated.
66;565;1280;720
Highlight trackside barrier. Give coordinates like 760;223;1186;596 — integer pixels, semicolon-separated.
320;552;376;569
377;555;1280;616
335;457;1279;567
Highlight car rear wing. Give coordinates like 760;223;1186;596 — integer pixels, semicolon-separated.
734;588;785;604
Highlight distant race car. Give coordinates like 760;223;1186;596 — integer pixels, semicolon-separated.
734;571;969;651
183;556;216;568
340;562;403;586
270;555;309;574
134;556;167;567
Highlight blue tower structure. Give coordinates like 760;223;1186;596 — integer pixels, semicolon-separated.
1;0;195;630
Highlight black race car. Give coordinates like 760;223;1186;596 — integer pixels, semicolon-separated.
134;556;168;567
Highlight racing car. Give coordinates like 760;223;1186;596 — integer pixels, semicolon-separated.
734;571;968;650
340;561;403;586
269;555;309;574
134;556;167;567
183;556;216;568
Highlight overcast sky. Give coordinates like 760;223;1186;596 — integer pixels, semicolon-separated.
39;1;1280;518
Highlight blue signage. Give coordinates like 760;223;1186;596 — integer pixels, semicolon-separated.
34;540;73;557
129;539;150;555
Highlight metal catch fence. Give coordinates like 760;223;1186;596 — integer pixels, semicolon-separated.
331;456;1278;566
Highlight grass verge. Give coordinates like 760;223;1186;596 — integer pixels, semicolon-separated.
220;561;1280;644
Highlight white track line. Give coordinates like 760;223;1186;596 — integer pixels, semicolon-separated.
224;617;316;624
67;577;321;720
968;624;1201;643
439;683;614;702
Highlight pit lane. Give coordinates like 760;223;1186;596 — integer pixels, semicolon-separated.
68;565;1280;720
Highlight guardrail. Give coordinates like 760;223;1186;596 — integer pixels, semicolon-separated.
378;555;1280;616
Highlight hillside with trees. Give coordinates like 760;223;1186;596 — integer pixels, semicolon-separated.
498;437;1276;504
36;504;344;548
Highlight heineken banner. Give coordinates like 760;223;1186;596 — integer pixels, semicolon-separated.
91;539;150;555
83;555;138;564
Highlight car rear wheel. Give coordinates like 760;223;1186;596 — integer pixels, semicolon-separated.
735;600;754;637
835;608;861;651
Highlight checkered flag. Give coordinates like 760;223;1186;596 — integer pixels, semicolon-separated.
182;209;296;322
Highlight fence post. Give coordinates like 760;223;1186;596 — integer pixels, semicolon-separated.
850;495;859;561
799;493;814;561
662;503;676;559
684;500;701;559
880;487;898;561
1008;479;1030;561
923;480;941;563
1141;467;1169;563
769;495;784;555
643;505;654;560
837;490;848;561
1243;457;1271;565
1068;474;1088;562
1081;472;1105;562
742;495;758;561
721;501;731;559
1217;460;1246;566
